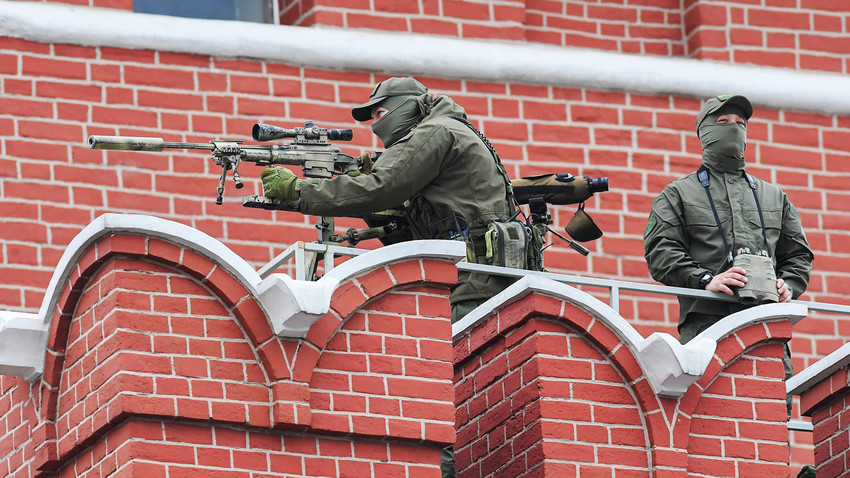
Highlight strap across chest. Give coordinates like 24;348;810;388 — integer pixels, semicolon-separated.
697;165;769;264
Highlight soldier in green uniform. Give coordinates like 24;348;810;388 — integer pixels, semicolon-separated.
261;76;518;322
264;75;523;478
644;95;813;415
644;94;812;342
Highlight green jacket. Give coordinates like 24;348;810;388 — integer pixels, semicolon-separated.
644;166;813;324
299;94;515;304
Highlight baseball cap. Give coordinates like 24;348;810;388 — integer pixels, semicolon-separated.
351;77;428;121
695;94;754;132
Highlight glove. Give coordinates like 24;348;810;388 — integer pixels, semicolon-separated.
347;152;374;177
261;167;300;202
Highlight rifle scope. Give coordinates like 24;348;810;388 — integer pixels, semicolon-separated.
253;123;353;142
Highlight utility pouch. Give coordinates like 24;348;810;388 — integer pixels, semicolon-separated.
463;237;477;263
484;221;529;269
733;248;779;305
526;224;546;272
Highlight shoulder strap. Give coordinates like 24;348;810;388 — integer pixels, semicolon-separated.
698;167;771;264
745;172;770;252
698;166;734;264
449;115;516;207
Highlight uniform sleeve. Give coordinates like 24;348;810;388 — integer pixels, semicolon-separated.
775;196;814;299
644;187;708;289
298;125;449;217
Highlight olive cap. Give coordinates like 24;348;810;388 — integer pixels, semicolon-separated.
695;94;754;132
351;77;428;121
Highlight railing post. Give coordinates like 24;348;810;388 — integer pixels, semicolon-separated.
610;284;620;313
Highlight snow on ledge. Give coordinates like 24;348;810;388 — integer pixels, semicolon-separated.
0;213;466;381
453;277;808;398
1;0;850;115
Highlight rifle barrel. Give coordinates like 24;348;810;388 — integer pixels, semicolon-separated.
88;135;215;152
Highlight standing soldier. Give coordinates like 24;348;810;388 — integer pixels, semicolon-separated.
644;94;813;414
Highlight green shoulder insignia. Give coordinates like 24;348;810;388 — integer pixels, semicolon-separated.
644;213;657;237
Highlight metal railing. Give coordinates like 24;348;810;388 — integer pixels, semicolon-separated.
259;242;849;433
259;242;850;318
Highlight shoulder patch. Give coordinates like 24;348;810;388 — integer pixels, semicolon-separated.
644;213;657;237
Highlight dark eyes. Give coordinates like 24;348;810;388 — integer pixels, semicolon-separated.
716;118;745;126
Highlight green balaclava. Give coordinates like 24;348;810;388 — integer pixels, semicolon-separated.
695;95;754;173
371;95;423;148
351;77;429;148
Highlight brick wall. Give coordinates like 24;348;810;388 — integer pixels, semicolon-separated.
452;289;795;476
3;0;850;471
0;228;458;476
0;222;810;476
2;30;848;374
18;0;850;72
797;361;850;477
684;0;850;72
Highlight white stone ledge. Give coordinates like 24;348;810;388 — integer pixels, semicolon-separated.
260;239;467;337
454;277;807;398
787;342;850;396
0;213;466;380
0;311;42;381
1;0;849;115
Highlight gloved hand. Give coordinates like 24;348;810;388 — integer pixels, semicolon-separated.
261;167;300;202
733;249;779;305
347;152;374;177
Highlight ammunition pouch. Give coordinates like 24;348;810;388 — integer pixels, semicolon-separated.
462;220;546;272
733;249;779;305
484;221;530;270
458;221;545;271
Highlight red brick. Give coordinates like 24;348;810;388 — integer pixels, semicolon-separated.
385;261;422;285
124;66;195;89
21;56;86;80
231;74;271;95
137;90;204;110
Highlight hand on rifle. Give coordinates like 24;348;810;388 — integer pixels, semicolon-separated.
261;167;300;203
347;152;374;177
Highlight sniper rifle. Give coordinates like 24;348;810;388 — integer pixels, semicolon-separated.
88;121;407;278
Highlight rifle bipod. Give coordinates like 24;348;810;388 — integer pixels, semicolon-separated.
257;215;407;281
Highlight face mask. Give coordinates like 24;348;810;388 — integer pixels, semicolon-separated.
371;96;421;148
699;117;747;173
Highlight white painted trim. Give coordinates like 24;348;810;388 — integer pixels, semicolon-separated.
0;311;42;381
0;213;270;381
698;302;808;340
787;342;850;396
1;1;849;114
787;419;813;432
0;213;466;380
260;239;467;337
453;276;807;398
